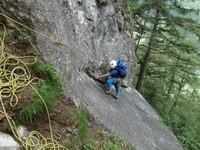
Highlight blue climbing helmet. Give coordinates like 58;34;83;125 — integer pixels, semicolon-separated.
116;60;128;78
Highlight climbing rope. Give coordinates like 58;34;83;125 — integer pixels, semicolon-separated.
0;23;68;149
0;12;92;61
0;12;72;51
0;12;97;86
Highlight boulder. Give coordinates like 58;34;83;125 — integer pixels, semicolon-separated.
0;132;20;150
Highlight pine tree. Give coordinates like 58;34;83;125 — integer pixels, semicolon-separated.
130;0;200;149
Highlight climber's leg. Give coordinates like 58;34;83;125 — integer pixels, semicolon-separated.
114;78;121;99
105;78;113;94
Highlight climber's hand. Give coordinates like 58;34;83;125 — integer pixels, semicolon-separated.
95;75;100;79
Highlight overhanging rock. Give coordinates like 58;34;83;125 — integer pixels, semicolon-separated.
76;73;183;150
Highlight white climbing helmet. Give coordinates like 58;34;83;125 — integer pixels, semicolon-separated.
110;60;117;69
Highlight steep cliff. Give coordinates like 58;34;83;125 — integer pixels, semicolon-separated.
0;0;183;150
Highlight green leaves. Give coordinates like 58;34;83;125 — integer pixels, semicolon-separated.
17;34;32;41
131;0;200;149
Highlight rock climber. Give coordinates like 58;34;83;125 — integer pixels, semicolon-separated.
95;60;128;99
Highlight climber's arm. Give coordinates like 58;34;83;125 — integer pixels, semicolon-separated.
96;69;118;79
96;73;110;79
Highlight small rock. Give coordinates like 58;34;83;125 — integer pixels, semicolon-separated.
97;0;108;6
16;125;29;139
9;7;15;12
0;113;5;121
77;0;83;5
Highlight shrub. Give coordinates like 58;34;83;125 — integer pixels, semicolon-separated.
65;108;135;150
17;59;62;124
30;59;63;87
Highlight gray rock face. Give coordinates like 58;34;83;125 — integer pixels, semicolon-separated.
1;0;135;102
78;73;183;150
0;132;20;150
0;0;183;150
97;0;109;6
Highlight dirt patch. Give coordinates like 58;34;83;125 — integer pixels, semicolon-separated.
28;97;101;145
28;98;76;145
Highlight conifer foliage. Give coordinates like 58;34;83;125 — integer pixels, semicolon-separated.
129;0;200;149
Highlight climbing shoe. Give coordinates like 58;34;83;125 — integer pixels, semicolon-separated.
112;93;119;99
105;90;112;95
120;79;128;88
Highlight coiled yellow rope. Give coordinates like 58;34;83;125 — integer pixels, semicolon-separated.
0;23;68;149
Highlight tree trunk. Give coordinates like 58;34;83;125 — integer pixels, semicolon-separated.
165;56;180;100
161;73;175;114
136;9;159;92
169;78;184;114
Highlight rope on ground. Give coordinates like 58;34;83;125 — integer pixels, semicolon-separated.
0;24;68;149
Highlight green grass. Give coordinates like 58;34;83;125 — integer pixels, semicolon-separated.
65;107;135;150
17;59;63;124
0;29;13;40
73;107;90;142
65;107;90;150
101;133;135;150
30;59;63;86
17;34;32;41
